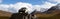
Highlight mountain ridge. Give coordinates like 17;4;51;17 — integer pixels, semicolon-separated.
0;10;12;17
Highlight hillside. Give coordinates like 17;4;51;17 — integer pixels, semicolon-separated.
0;10;60;19
35;3;60;18
34;10;60;19
35;10;60;17
33;3;60;19
0;10;12;17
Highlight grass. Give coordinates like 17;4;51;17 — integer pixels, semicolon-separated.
38;14;60;19
36;10;60;19
0;14;60;19
0;16;10;19
0;10;60;19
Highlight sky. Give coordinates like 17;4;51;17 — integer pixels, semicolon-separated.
1;0;47;5
0;0;60;14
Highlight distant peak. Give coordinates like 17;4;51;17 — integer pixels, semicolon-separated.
57;3;60;6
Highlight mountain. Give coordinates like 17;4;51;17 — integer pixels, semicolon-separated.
55;3;60;9
0;10;12;17
37;10;60;19
30;3;60;19
40;8;48;12
42;3;60;14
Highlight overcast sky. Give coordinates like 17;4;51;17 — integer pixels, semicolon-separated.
0;0;60;14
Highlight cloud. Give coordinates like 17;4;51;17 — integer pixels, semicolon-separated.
0;4;9;11
11;2;34;14
0;1;57;14
0;0;2;3
0;2;34;14
41;2;56;12
41;2;56;8
48;0;60;3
